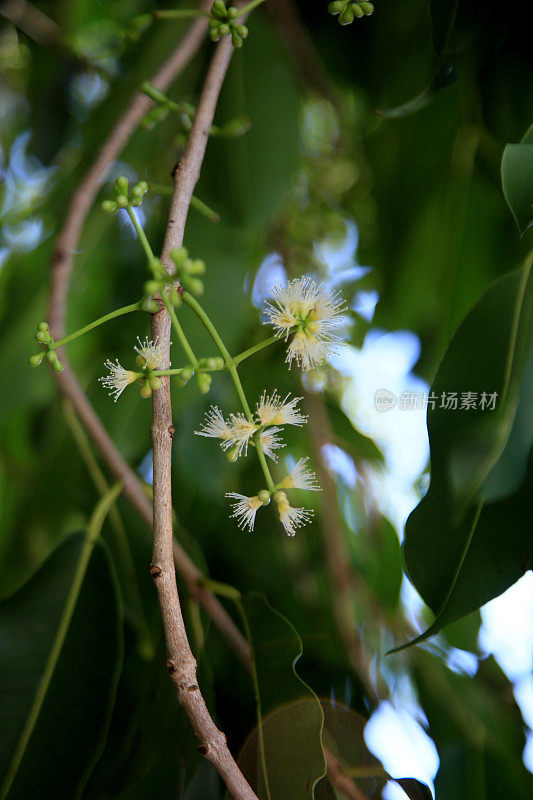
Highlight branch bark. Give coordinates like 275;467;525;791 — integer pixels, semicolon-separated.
148;18;258;800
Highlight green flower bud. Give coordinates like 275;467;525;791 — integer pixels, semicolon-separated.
227;6;238;18
225;444;240;462
174;365;194;387
328;0;345;13
340;4;355;23
168;288;182;307
211;0;228;20
170;246;188;269
114;176;129;196
235;24;248;38
46;349;58;362
52;360;64;373
133;180;148;195
258;490;271;506
360;1;374;14
37;321;49;332
219;23;230;36
231;29;243;48
141;298;160;313
197;372;212;394
149;375;162;391
101;200;118;214
116;194;129;208
206;357;224;370
185;258;206;276
209;27;221;42
35;330;49;343
181;276;204;296
29;352;45;367
140;379;152;398
144;280;162;295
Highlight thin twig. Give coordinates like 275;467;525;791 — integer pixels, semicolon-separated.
150;11;259;796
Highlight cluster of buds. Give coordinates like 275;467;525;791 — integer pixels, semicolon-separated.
101;177;148;214
264;276;346;371
29;322;63;372
169;247;206;297
209;1;249;48
328;0;374;24
99;337;164;401
196;391;320;535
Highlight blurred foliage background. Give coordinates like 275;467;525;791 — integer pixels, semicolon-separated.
1;1;532;799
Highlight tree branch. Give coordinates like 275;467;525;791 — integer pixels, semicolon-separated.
47;8;250;668
149;14;259;795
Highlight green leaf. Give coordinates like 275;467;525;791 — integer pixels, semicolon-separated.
415;652;533;800
0;531;122;800
395;259;533;650
236;593;326;800
502;122;533;235
325;400;384;464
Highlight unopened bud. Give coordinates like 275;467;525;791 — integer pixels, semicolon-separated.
258;490;271;505
114;176;129;196
29;352;45;367
37;321;49;332
115;194;129;208
149;375;162;391
35;330;49;343
197;373;212;394
186;259;206;276
211;0;228;20
144;280;162;295
235;24;248;38
231;29;243;48
174;365;193;387
182;276;204;296
168;288;182;306
328;0;345;12
340;5;356;23
141;298;160;313
52;360;64;373
101;200;118;214
46;349;58;362
360;2;374;14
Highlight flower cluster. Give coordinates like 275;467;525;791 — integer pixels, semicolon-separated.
99;337;164;401
196;392;320;535
328;0;374;25
29;321;64;372
209;1;248;48
264;276;346;370
101;176;148;214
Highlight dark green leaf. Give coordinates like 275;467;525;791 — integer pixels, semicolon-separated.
502;122;533;235
396;261;533;650
236;593;326;800
0;532;122;800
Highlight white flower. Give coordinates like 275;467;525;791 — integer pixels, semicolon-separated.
264;277;346;371
225;413;258;458
99;359;139;402
279;457;320;491
259;427;285;462
256;390;308;427
226;493;263;531
195;406;233;440
134;336;164;369
274;491;313;537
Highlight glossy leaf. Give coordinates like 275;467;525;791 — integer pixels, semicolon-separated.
397;260;533;650
0;532;122;800
502;122;533;235
236;593;326;800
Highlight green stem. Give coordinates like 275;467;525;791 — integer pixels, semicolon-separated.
182;291;276;492
54;302;142;348
160;290;199;368
125;206;201;369
126;207;157;265
237;0;267;19
235;598;273;800
233;334;279;366
0;484;123;800
149;185;220;223
63;402;153;656
154;9;210;19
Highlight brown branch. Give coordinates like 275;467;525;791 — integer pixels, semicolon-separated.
324;749;371;800
47;10;251;666
147;9;258;798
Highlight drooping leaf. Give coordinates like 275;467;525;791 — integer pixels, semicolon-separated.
236;593;326;800
325;400;384;464
396;260;533;650
0;532;122;800
502;122;533;235
414;652;533;800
